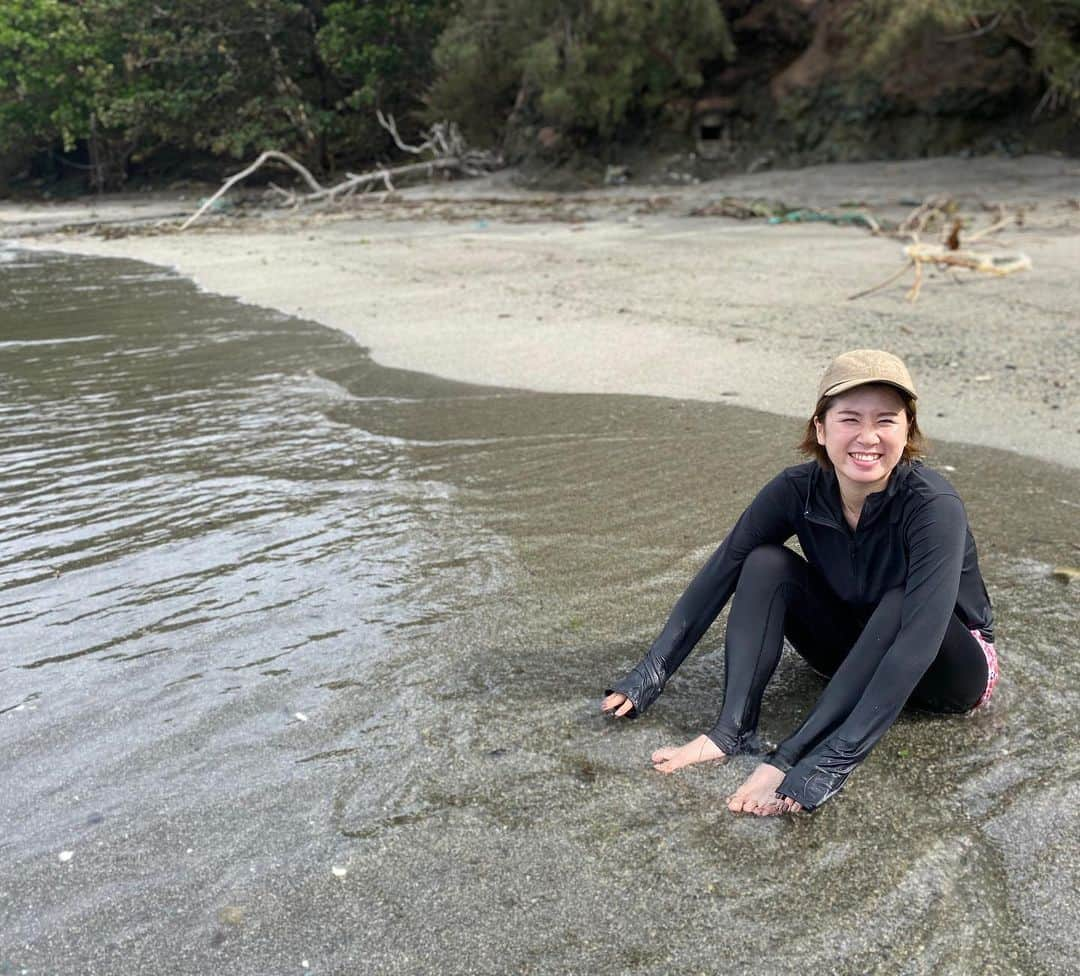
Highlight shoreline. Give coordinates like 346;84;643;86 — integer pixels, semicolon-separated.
4;154;1078;469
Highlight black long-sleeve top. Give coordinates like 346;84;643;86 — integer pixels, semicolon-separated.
607;460;993;803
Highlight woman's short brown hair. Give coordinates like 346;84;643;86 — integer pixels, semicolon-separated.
798;384;926;468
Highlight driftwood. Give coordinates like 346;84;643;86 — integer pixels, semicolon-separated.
180;114;502;231
849;199;1031;302
180;151;323;230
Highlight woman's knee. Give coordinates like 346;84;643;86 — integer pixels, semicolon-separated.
909;615;989;713
850;586;905;650
740;544;802;582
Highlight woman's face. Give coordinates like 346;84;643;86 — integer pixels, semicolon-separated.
814;384;909;495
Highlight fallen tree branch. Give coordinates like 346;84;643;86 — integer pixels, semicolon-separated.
180;150;324;230
850;200;1031;302
179;116;502;230
850;240;1031;302
308;158;463;201
376;108;431;155
966;212;1015;242
847;260;915;301
266;181;298;208
896;195;954;238
903;242;1032;276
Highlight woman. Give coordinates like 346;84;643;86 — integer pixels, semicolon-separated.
601;349;998;815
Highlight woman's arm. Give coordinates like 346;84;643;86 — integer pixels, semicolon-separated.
604;470;798;716
773;493;969;808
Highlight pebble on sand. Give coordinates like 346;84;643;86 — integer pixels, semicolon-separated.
58;851;73;862
217;906;245;926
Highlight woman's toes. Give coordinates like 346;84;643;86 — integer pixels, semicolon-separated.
773;796;804;815
653;751;688;774
650;735;725;774
730;793;753;813
755;795;786;816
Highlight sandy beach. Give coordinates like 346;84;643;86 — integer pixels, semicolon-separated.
4;154;1078;468
4;162;1080;976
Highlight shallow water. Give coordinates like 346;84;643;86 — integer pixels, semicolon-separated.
1;249;1077;975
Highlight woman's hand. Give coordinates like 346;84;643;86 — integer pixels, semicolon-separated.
601;692;634;717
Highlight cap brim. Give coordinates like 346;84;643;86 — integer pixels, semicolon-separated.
822;378;917;400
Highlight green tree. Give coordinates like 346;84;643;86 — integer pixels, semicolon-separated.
0;1;102;156
0;0;324;188
315;0;451;164
428;0;734;146
851;0;1080;115
317;0;447;111
0;0;457;188
91;0;320;172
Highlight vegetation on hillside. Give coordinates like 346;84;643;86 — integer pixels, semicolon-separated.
0;0;451;189
426;0;733;144
855;1;1080;114
1;0;1078;192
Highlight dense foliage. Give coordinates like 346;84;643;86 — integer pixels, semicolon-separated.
846;0;1080;113
1;0;1078;191
426;0;733;143
0;0;452;188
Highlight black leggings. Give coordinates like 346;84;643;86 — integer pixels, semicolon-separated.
705;544;990;769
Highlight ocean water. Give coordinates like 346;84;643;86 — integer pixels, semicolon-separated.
1;248;1076;975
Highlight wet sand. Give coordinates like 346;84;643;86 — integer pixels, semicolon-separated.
3;158;1079;975
4;154;1078;469
2;250;1078;976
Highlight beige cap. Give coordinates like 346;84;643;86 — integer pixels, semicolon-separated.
817;349;918;400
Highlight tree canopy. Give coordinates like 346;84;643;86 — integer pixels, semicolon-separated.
1;0;1077;191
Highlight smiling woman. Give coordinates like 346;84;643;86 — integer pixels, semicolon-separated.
601;349;999;815
817;387;911;515
802;356;925;527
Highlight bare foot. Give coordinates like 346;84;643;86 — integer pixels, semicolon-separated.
726;762;802;815
650;734;726;774
776;796;804;814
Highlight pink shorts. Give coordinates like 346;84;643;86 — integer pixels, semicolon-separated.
970;629;999;710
